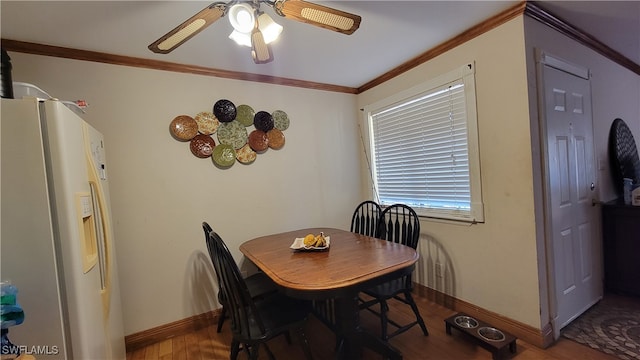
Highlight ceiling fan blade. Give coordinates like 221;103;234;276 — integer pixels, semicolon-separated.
148;3;226;54
274;0;361;35
251;28;274;64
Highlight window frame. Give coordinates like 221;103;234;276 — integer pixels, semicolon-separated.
363;62;484;223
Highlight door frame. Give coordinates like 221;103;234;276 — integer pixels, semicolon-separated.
535;49;601;340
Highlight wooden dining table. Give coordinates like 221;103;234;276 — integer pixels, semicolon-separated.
239;227;419;360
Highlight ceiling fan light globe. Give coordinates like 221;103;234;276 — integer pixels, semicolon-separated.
229;3;256;33
257;13;283;44
229;30;252;47
229;14;283;48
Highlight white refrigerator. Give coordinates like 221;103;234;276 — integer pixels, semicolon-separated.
1;97;126;359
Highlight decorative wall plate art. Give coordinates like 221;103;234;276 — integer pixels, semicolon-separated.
212;144;236;167
213;99;237;123
194;111;220;135
169;99;289;169
248;130;269;152
272;110;290;131
170;115;198;140
236;144;257;164
190;134;216;158
267;128;285;149
253;111;274;132
235;104;255;127
217;120;248;149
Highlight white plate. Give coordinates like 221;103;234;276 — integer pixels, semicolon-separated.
290;236;331;251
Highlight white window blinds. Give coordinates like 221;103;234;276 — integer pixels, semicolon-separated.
365;63;484;222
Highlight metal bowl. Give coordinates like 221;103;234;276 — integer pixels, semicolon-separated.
477;326;506;342
454;315;478;329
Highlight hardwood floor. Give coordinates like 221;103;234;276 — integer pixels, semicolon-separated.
126;296;617;360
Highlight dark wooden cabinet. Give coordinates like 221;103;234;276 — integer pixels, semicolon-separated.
602;199;640;297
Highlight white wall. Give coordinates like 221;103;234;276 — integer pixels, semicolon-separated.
357;18;544;329
8;53;363;335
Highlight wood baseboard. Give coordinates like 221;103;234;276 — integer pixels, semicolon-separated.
124;309;222;352
414;284;553;348
125;286;554;352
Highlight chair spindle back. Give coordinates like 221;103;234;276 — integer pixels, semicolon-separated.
350;200;382;237
377;204;420;249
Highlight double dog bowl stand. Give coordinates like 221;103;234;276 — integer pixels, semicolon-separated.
445;313;518;360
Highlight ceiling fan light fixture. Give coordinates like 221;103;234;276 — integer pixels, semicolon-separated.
229;13;282;47
228;2;256;33
149;0;361;58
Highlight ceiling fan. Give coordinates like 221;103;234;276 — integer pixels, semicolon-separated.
148;0;362;64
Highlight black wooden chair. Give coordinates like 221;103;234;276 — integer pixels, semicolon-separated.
359;204;429;341
205;228;313;360
351;200;382;337
202;222;277;333
350;200;382;237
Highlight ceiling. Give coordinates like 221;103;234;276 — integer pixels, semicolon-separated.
1;1;639;89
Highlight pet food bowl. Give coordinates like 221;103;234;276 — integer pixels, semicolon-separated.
454;315;479;329
477;327;506;342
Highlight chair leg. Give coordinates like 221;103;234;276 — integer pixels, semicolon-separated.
380;299;390;341
334;336;344;353
249;343;260;360
404;291;428;336
230;339;240;360
217;305;227;333
298;327;313;360
263;343;276;360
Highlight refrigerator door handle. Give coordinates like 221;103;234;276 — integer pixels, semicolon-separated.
83;124;113;321
89;181;107;290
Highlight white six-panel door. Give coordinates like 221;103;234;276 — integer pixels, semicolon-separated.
541;60;602;334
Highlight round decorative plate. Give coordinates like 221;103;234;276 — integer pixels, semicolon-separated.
236;104;255;127
213;99;237;123
194;111;220;135
248;130;269;152
170;115;198;141
212;144;236;167
236;144;257;164
267;128;285;149
190;134;216;158
217;120;248;149
272;110;290;131
609;118;640;195
254;111;274;132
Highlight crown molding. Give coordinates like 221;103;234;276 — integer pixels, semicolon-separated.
358;2;528;93
0;38;358;94
525;1;640;76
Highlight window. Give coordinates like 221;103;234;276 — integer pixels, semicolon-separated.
364;63;484;223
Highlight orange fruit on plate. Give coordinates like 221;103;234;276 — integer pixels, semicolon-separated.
303;234;316;247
